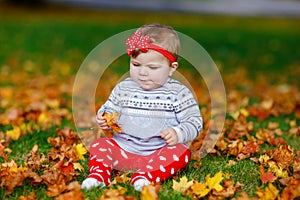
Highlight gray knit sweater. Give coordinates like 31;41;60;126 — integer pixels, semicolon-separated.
98;77;203;156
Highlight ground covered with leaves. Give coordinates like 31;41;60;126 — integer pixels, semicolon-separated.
0;3;300;200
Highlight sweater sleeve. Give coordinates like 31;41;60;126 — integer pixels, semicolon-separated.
173;86;203;144
97;84;122;115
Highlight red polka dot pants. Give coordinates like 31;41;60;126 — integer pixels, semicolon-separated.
87;138;191;186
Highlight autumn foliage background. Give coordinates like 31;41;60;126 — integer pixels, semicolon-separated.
0;2;300;200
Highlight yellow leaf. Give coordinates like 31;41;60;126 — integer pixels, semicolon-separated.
6;126;21;140
206;171;224;192
75;144;87;160
191;182;210;197
38;112;49;124
141;185;159;200
256;183;279;200
73;163;84;171
172;176;194;193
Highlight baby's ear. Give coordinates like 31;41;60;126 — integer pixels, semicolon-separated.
169;62;178;76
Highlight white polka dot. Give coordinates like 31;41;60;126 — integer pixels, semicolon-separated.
147;172;153;179
106;140;115;146
138;171;145;174
108;178;111;184
96;169;103;173
106;169;111;175
92;142;100;148
168;146;176;149
146;165;153;170
120;149;128;159
173;154;179;161
108;148;112;153
99;148;107;152
91;155;97;160
113;160;119;166
160;165;166;172
156;177;160;183
185;155;189;163
159;156;166;161
171;168;175;175
103;164;109;167
148;159;153;163
107;155;113;160
96;158;104;162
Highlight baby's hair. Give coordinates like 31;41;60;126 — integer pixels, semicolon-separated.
133;23;180;62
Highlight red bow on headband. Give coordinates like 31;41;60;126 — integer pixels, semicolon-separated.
126;31;150;56
126;31;177;63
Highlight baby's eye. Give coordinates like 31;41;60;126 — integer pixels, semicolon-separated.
132;62;140;66
149;66;160;70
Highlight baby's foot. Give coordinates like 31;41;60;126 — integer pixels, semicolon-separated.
81;178;105;190
133;178;150;191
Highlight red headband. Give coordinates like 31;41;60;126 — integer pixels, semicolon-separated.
126;31;177;63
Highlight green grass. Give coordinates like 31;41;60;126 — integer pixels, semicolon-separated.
0;3;300;200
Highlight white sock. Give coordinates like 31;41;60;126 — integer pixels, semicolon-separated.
133;179;150;192
81;178;105;190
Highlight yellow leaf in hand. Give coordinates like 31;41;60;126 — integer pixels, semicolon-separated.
206;171;224;192
172;176;194;193
75;144;87;160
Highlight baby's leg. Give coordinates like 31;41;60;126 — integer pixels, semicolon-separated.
83;138;120;188
131;144;190;189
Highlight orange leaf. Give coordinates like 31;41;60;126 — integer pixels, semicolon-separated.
259;165;276;184
103;112;123;133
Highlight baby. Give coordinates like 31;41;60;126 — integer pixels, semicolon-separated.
81;23;203;191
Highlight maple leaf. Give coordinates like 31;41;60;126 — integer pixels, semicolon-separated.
256;183;279;200
190;171;224;198
172;176;194;193
103;111;123;133
75;143;87;160
259;165;277;184
205;171;224;192
191;182;209;198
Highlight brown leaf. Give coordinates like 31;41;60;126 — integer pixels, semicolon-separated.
46;181;67;197
281;178;300;200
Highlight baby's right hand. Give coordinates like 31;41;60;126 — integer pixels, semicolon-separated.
96;112;111;130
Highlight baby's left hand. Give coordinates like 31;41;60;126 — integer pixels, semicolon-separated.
161;128;178;146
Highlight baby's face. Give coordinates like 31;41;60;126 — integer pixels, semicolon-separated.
130;50;175;90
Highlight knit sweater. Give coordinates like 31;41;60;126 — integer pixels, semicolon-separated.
98;77;203;156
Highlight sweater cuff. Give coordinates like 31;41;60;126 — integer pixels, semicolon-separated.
173;127;184;144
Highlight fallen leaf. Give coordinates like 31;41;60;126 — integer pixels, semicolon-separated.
172;176;194;193
259;165;277;184
256;183;279;200
141;184;160;200
75;143;87;160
